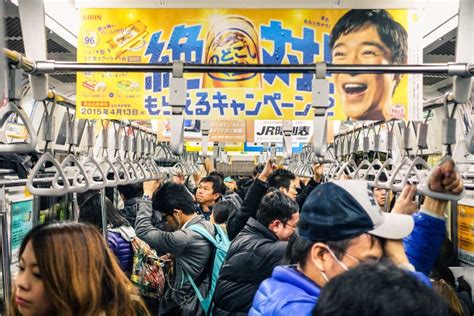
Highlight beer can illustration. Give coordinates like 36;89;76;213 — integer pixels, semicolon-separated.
203;16;261;88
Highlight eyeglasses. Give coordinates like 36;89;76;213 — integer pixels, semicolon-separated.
284;222;297;229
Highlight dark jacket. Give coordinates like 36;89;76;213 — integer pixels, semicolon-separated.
135;200;215;316
107;226;134;274
226;178;269;240
237;178;254;200
121;197;141;228
296;178;321;209
213;217;287;315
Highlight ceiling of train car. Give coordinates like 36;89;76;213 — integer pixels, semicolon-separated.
2;1;459;98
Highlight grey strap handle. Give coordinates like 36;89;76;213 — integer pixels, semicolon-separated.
124;159;139;184
99;157;120;187
27;152;70;196
83;156;108;190
112;158;131;185
374;158;396;190
56;154;90;193
389;157;414;193
0;102;38;153
353;159;372;180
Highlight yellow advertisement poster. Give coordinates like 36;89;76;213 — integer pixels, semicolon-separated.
156;119;245;142
458;204;474;265
77;9;422;121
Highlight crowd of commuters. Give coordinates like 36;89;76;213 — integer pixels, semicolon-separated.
7;8;474;316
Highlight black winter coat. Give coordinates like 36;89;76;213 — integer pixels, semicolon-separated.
212;217;287;315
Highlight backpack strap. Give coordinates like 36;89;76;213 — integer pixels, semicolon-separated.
184;223;222;314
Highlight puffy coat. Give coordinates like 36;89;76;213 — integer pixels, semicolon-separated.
249;266;321;316
403;210;446;275
213;217;287;315
250;265;431;316
107;226;135;274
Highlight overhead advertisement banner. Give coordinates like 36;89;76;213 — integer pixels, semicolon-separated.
457;204;474;265
156;119;245;142
254;120;313;143
77;9;422;121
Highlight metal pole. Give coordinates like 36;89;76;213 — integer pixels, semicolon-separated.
100;188;107;240
4;48;473;76
0;186;11;310
44;62;471;75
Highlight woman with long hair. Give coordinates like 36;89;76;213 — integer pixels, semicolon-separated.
78;191;135;274
10;222;149;316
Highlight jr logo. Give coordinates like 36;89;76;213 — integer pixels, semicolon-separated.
256;126;310;136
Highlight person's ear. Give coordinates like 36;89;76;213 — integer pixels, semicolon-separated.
268;219;281;234
279;186;287;194
212;192;220;201
311;243;329;272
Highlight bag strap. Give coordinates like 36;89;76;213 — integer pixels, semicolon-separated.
188;223;218;246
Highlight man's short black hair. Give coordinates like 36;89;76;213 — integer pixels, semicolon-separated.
209;170;225;182
313;262;450;316
268;169;296;190
117;182;144;200
200;175;225;195
152;182;196;216
256;190;299;228
253;163;265;177
329;9;408;65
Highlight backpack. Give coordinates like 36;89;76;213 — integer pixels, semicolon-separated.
130;237;166;299
185;223;230;315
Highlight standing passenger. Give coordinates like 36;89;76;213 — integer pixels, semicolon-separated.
11;222;149;316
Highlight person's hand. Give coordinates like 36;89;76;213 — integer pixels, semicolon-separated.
313;163;324;182
143;180;161;196
428;159;463;195
204;157;213;174
258;159;275;182
392;185;418;215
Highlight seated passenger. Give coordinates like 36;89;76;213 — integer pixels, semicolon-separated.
250;159;463;315
312;262;450;316
11;222;148;316
78;191;135;274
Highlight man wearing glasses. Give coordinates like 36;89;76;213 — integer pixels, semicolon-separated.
250;159;463;315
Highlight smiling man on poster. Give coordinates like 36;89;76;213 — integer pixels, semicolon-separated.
330;9;408;121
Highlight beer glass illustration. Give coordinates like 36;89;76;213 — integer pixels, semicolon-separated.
203;15;262;88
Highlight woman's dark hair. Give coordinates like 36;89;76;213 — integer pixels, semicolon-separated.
78;191;130;228
212;200;237;224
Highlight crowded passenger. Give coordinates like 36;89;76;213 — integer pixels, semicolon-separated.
117;182;144;227
11;222;149;316
78;191;135;274
312;262;450;316
210;200;237;234
195;175;224;220
250;159;463;315
213;189;299;315
135;180;216;315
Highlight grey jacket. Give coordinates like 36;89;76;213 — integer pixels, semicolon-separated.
135;200;215;315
